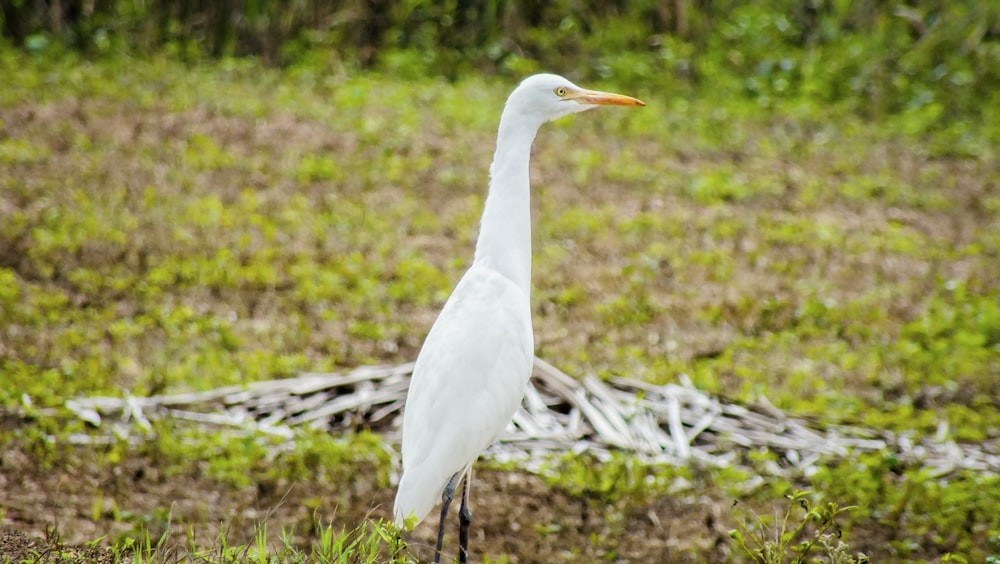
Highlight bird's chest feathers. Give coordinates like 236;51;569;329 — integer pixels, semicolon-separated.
414;267;533;391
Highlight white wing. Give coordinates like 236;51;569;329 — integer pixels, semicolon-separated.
393;264;533;526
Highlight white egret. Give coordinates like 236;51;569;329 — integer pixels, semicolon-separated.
393;74;643;562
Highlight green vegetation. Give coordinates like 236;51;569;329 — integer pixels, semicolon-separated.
1;2;999;561
2;517;411;563
730;490;867;563
4;2;1000;131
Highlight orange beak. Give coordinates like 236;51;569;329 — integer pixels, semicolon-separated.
567;88;645;107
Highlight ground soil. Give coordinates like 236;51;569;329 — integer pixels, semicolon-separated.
0;441;736;562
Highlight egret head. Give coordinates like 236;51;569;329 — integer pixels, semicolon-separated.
506;73;644;125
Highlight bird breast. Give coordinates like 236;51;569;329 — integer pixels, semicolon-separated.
395;264;533;524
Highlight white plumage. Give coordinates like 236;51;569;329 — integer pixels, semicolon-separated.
393;73;643;561
394;265;533;523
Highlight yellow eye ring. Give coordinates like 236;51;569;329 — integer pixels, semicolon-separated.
554;87;568;97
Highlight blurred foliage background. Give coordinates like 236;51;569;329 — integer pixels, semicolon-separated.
3;0;1000;129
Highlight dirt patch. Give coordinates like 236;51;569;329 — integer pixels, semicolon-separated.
0;441;737;562
0;528;117;563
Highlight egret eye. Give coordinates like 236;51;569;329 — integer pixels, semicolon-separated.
554;87;568;97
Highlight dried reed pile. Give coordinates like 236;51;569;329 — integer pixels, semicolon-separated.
63;358;998;479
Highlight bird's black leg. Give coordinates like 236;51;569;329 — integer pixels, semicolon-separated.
458;469;473;564
434;472;461;564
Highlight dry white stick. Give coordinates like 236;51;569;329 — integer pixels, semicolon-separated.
666;395;691;460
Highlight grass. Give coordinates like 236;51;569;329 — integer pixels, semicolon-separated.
0;47;998;561
1;517;412;563
729;490;867;563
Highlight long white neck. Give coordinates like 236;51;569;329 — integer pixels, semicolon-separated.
472;111;540;292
